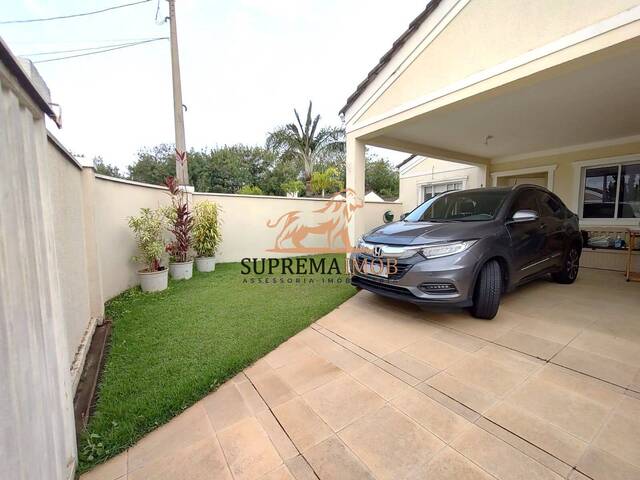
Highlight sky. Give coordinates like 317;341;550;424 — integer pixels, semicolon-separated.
1;0;425;170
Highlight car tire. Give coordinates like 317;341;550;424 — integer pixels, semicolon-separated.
470;260;502;319
552;245;580;284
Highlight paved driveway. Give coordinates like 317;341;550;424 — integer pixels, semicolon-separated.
84;268;640;480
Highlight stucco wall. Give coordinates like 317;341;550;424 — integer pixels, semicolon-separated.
488;140;640;215
361;0;640;122
46;141;92;362
399;157;485;210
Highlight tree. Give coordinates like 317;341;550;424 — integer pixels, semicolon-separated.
93;156;122;178
128;144;175;185
266;101;344;196
311;167;342;197
365;155;399;199
281;179;305;197
237;185;263;195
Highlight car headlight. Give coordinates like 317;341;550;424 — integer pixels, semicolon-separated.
420;240;477;259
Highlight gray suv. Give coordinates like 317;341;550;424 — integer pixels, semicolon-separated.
351;185;582;319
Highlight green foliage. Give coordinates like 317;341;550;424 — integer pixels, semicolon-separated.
78;256;356;472
366;154;399;198
266;101;345;193
311;167;342;196
93;156;122;178
127;208;166;271
281;179;305;196
237;185;263;195
127;144;175;185
192;201;221;257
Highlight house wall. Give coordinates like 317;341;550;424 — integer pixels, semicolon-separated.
399;157;485;210
1;62;77;480
360;0;640;123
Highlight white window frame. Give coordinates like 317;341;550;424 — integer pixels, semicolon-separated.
572;154;640;226
417;178;466;203
490;165;556;191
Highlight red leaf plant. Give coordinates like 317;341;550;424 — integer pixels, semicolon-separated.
164;176;194;263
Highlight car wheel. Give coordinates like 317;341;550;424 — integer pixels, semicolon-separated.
470;260;502;320
552;245;580;284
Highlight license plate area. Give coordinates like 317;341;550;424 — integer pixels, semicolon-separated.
362;261;388;278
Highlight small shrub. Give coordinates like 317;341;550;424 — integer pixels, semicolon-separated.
193;201;222;258
237;185;263;195
281;179;305;196
164;176;194;263
128;208;166;272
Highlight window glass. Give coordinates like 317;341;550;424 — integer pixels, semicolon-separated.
508;190;537;218
538;192;564;218
583;166;618;218
406;189;508;222
422;181;463;201
618;163;640;218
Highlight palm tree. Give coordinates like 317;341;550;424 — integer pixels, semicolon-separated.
267;101;345;196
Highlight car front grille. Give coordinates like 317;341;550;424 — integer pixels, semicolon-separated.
353;255;413;280
351;275;415;297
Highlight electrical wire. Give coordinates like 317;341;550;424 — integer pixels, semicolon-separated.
20;37;167;57
32;37;167;64
0;0;152;25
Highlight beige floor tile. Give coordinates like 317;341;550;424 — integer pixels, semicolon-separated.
339;405;444;480
245;358;272;379
506;377;610;442
512;318;581;345
272;397;332;452
452;424;562;480
259;465;294;480
304;436;374;480
251;370;297;408
128;403;214;471
473;343;543;375
569;330;640;367
552;346;638;388
390;387;471;443
129;437;231;480
577;447;640;480
373;358;421;385
383;350;438;381
444;356;530;398
80;452;127;480
236;379;269;414
427;372;498;413
415;383;481;422
424;447;493;480
485;402;587;466
277;354;343;394
217;417;283;480
402;335;470;371
296;328;368;373
264;340;316;369
593;411;640;468
285;455;318;480
303;375;385;431
496;330;564;360
350;362;411;401
201;383;252;431
427;327;487;353
256;410;299;461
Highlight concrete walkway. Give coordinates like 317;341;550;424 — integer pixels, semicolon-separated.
83;268;640;480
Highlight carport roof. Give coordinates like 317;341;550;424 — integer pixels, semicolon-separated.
339;0;442;116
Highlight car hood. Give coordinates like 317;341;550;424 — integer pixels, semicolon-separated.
363;220;494;246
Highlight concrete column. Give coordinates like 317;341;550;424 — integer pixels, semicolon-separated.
81;166;105;323
346;135;366;245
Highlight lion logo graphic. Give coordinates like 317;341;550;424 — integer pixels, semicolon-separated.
266;189;364;252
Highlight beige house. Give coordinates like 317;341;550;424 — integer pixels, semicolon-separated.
397;154;485;210
343;0;640;269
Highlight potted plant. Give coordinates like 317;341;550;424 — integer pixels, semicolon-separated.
193;201;221;272
128;207;168;292
164;176;194;280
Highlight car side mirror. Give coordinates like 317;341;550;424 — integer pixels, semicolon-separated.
400;212;408;221
508;209;539;223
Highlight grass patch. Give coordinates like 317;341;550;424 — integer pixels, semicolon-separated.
79;254;355;472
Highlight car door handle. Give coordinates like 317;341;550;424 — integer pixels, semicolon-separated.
539;223;547;230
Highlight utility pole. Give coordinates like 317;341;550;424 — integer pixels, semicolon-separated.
168;0;188;185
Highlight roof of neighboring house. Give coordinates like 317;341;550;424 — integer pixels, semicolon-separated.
396;154;417;169
0;36;55;118
339;0;442;116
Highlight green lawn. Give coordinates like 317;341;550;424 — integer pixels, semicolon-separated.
79;255;356;472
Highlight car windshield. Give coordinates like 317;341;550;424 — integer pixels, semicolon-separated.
404;190;509;222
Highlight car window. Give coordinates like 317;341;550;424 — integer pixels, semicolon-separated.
538;192;565;218
405;190;509;222
508;190;537;218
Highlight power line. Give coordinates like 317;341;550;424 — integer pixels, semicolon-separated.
0;0;152;25
33;37;167;64
20;37;167;57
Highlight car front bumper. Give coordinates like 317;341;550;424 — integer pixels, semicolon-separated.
350;250;479;307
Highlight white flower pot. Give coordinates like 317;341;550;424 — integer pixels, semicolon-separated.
169;260;193;280
139;268;168;292
196;256;216;272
